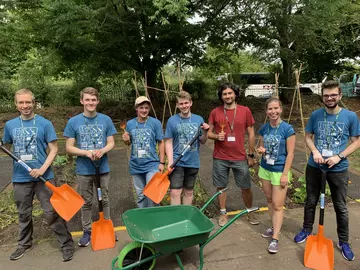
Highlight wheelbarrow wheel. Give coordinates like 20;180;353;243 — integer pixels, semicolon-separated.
117;241;156;270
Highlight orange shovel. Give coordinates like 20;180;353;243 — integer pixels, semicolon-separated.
144;126;202;204
304;166;334;270
0;139;84;221
90;159;115;251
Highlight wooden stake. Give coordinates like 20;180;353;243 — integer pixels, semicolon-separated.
275;73;279;98
142;72;158;119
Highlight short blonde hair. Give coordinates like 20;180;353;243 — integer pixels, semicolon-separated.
176;91;192;102
80;87;99;100
14;89;35;103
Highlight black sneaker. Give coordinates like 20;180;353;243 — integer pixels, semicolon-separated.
62;249;74;262
9;245;33;261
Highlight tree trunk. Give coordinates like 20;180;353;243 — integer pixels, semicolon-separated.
280;57;294;104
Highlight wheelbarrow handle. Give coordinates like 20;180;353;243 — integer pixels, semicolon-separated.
0;143;47;183
199;188;229;212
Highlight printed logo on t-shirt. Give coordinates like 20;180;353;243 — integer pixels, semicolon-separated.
79;124;104;150
177;123;198;152
132;128;151;158
263;134;280;161
317;121;344;154
13;127;38;162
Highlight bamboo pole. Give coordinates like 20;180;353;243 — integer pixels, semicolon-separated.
295;67;308;160
143;72;158;119
275;73;279;98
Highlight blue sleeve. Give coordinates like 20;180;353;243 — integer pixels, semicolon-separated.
106;117;117;137
45;122;57;143
285;124;295;139
305;112;315;133
164;118;174;139
63;120;76;138
155;120;164;141
125;120;131;133
349;113;360;137
258;124;266;136
2;123;13;144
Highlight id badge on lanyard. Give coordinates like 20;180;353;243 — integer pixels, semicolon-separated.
224;106;236;142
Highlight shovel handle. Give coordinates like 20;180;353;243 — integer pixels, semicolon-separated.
91;160;104;212
170;126;202;169
319;169;327;226
0;144;47;183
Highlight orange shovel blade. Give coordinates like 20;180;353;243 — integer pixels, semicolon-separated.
91;212;116;251
143;171;170;204
304;226;334;270
46;182;85;221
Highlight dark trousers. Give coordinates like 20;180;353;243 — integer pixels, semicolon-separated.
303;165;349;243
13;180;74;250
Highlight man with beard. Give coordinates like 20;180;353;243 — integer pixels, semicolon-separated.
165;91;209;205
294;80;360;261
207;83;259;227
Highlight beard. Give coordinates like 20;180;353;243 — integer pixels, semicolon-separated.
323;101;338;109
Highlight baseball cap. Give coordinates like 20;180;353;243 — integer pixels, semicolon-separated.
135;96;151;107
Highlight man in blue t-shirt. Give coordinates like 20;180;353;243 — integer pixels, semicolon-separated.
2;89;74;262
63;87;117;248
164;91;209;205
294;80;360;261
122;96;165;208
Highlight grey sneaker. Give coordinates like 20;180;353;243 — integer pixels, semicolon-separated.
9;245;33;260
62;249;74;262
261;228;273;238
268;239;279;254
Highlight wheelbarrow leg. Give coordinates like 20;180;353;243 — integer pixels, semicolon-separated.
174;253;185;270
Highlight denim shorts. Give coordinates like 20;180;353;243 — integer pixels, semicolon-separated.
212;158;251;189
169;166;199;190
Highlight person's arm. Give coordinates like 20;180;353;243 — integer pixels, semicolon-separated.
280;135;296;188
66;137;94;159
208;123;225;141
30;140;58;178
325;136;360;168
246;125;256;166
199;123;210;144
165;138;173;170
157;140;165;172
305;132;325;164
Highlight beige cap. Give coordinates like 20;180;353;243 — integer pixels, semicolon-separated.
135;96;151;107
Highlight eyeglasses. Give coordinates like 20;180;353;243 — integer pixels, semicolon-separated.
322;94;339;99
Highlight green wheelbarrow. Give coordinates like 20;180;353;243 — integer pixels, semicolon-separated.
111;189;259;270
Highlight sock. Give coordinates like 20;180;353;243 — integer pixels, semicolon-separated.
220;208;227;215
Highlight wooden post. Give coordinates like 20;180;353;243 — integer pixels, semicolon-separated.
275;73;279;98
143;71;158;119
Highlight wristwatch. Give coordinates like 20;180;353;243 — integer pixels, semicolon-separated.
159;162;165;165
337;153;346;160
247;154;255;159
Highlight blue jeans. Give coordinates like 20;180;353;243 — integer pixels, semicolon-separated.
132;170;158;208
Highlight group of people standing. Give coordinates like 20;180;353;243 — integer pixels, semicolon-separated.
2;79;359;264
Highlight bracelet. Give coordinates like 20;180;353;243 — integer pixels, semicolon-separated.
159;162;165;165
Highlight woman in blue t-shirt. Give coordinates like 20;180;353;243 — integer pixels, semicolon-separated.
256;97;296;254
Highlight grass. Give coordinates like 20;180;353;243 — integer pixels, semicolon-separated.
0;190;43;230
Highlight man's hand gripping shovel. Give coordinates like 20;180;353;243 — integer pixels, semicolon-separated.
0;139;84;221
143;125;204;204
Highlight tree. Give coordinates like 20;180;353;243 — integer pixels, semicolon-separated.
202;0;360;87
9;0;208;89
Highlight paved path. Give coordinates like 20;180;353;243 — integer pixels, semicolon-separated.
68;149;136;231
1;204;360;269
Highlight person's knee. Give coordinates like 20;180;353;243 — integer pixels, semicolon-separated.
18;209;32;222
183;189;194;197
170;189;182;197
44;212;58;226
273;202;283;212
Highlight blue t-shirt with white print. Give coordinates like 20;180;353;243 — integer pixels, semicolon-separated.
63;113;117;175
2;115;57;182
126;117;164;175
164;114;204;168
306;108;360;172
258;121;295;172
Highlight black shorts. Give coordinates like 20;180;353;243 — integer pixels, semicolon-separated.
169;166;199;190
